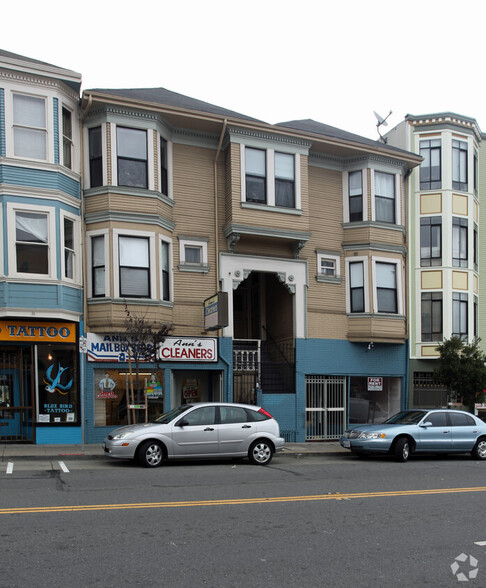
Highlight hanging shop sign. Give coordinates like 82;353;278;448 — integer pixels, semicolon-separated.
368;377;383;391
159;337;218;363
0;320;76;343
87;334;218;363
204;292;228;331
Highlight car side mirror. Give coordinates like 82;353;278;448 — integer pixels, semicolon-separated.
420;421;432;428
177;419;189;427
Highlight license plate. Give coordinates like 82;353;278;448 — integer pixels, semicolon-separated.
342;440;350;448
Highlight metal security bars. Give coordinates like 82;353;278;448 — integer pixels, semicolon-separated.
305;375;346;440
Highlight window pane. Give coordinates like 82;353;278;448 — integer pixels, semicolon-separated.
16;212;47;242
375;196;395;223
14;127;46;159
119;237;149;267
376;263;396;288
320;259;335;275
93;267;105;296
16;244;48;274
246;176;266;203
246;148;265;176
117;127;147;159
375;172;394;198
351;289;364;312
92;236;104;266
275;179;294;207
349;171;362;196
118;159;147;188
350;262;363;287
120;268;149;297
13;94;45;127
185;246;201;264
64;218;74;249
275;152;294;180
89;127;102;158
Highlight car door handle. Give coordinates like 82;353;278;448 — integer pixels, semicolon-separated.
204;427;214;431
242;425;251;429
443;430;451;434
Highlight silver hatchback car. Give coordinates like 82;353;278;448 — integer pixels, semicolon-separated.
103;402;285;467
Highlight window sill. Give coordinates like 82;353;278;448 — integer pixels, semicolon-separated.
241;202;302;215
179;264;210;273
316;275;341;284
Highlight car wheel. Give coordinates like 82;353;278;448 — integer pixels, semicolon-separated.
248;440;273;465
394;437;411;462
137;440;164;468
471;438;486;460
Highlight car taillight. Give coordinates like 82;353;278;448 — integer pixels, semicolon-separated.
258;407;273;418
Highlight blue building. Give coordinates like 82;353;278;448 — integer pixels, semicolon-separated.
0;50;83;443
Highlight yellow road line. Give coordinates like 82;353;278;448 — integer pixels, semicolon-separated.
2;486;486;515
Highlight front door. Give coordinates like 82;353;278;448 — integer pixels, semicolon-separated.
306;376;346;440
417;411;452;451
170;405;219;456
0;348;34;442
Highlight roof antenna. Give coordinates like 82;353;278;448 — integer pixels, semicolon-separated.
374;110;392;143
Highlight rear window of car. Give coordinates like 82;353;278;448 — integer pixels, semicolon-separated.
220;406;249;424
449;413;476;426
247;409;270;422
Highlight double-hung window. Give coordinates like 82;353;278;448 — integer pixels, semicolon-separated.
161;240;170;302
452;217;468;267
374;172;395;223
15;211;49;274
119;236;150;298
275;152;295;208
349;170;363;222
91;235;105;297
117;127;148;189
375;262;397;314
89;127;103;188
420;217;442;267
62;107;73;169
160;137;168;196
421;292;442;342
419;139;441;189
452;293;468;341
452;139;468;191
13;94;47;160
349;262;365;313
63;218;74;279
245;148;266;203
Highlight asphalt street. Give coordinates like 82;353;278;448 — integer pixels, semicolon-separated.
1;452;485;587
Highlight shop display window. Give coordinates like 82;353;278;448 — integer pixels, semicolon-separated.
94;369;164;427
349;377;400;424
37;345;78;424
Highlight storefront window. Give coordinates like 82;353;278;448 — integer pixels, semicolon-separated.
37;345;78;424
349;377;400;424
94;369;164;427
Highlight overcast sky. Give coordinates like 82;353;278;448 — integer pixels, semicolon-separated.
3;0;484;139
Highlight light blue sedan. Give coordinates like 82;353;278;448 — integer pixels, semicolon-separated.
340;409;486;462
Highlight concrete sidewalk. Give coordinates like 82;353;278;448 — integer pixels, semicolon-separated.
0;441;345;460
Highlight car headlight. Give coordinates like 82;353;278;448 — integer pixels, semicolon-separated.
113;432;133;440
358;432;386;439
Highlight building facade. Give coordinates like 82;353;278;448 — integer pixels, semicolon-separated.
387;113;483;410
80;88;420;444
0;50;83;443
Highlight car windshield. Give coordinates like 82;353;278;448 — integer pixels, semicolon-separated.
153;405;191;424
383;410;427;425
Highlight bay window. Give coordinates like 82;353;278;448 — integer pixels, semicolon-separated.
245;148;266;203
275;152;295;208
16;211;48;274
452;139;468;191
452;217;468;267
420;217;442;267
420;139;441;190
349;170;363;222
13;93;46;160
374;171;395;223
91;235;105;297
349;262;365;313
375;262;397;313
119;236;150;298
89;127;103;188
421;292;442;342
117;127;147;189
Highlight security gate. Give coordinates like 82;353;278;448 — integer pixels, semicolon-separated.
306;375;346;440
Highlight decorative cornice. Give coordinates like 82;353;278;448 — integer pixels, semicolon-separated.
227;125;312;149
0;70;79;101
83;185;174;208
342;242;407;256
223;223;311;242
84;211;175;232
407;113;482;141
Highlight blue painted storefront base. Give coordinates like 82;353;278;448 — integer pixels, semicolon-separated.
35;427;82;444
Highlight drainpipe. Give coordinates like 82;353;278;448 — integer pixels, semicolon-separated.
214;119;227;293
